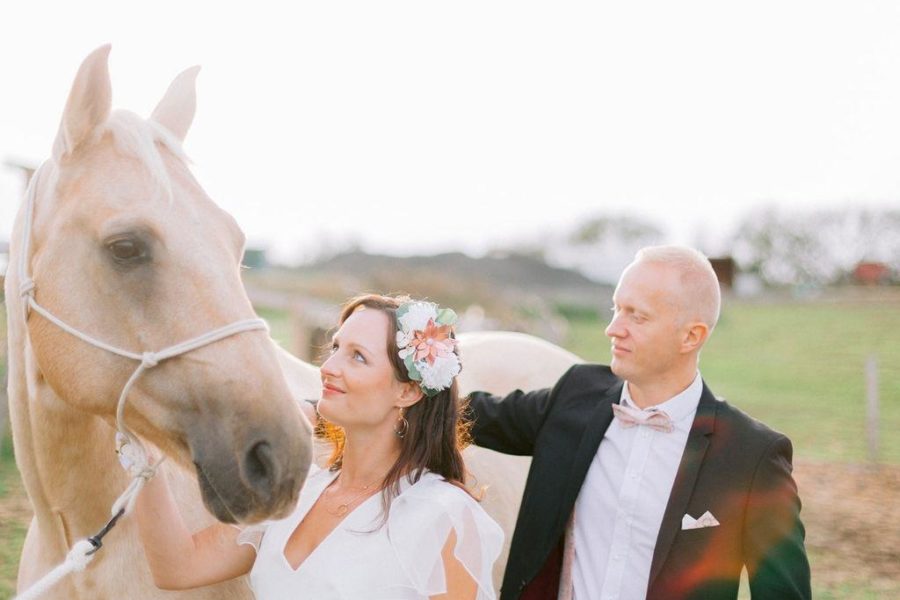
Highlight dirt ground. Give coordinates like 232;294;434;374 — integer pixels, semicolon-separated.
1;459;898;596
794;459;900;596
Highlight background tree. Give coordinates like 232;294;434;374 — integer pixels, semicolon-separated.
732;206;900;286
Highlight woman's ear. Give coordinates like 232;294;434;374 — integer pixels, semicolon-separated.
397;381;425;408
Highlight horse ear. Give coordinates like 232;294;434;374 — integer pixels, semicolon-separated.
151;66;200;142
52;44;113;162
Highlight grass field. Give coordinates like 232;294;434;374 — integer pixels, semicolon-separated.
565;295;900;464
0;433;28;600
2;291;899;597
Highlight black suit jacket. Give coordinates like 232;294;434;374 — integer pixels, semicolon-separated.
469;364;811;600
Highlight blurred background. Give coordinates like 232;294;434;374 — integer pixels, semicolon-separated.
2;1;899;598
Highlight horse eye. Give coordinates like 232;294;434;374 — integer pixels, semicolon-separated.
107;238;147;263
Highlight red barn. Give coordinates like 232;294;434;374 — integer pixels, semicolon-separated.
854;262;890;285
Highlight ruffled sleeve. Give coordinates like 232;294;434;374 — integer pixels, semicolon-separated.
235;522;268;553
387;474;504;599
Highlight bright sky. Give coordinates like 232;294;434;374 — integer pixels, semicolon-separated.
2;1;900;263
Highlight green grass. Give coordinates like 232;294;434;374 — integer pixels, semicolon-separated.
0;432;28;599
256;306;292;348
565;298;900;464
266;297;900;463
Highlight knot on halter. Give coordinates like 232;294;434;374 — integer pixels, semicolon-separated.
141;352;160;369
135;464;158;481
19;278;36;318
19;278;36;298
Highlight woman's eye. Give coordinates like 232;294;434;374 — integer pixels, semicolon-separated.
353;351;366;363
330;344;339;354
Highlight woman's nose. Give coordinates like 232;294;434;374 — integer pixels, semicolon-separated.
320;353;340;377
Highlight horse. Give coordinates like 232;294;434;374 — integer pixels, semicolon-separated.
6;46;313;598
7;45;583;598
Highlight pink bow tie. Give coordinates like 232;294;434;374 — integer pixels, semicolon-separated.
612;403;674;433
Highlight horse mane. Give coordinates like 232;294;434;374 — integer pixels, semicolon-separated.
98;110;190;201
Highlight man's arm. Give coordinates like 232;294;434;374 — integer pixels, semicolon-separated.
466;365;576;455
744;435;812;599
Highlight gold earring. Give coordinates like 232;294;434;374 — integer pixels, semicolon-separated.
394;407;409;439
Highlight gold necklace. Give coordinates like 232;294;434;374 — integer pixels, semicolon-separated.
323;478;380;516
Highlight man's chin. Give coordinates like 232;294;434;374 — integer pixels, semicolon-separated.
609;360;631;382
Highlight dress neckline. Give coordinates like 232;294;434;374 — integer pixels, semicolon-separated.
281;468;382;573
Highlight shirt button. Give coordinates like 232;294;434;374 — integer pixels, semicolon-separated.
629;471;639;480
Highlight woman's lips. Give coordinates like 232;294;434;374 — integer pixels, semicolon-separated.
322;383;344;395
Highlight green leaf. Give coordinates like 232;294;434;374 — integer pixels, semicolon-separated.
397;303;411;319
404;354;422;380
435;308;458;326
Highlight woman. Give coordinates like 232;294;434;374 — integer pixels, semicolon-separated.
135;294;503;599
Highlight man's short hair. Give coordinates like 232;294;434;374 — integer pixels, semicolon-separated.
634;245;721;331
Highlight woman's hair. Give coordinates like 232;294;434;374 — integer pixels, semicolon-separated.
319;293;474;512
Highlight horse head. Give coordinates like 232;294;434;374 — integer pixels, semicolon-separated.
21;45;312;524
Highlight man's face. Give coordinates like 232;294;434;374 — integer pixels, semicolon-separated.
605;260;686;385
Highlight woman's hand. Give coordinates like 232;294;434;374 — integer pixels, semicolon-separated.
134;456;257;590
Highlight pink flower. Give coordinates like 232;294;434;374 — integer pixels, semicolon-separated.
408;319;457;365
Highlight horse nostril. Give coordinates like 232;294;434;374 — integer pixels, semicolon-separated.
244;441;279;497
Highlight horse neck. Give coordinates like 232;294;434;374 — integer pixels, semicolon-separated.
7;299;127;549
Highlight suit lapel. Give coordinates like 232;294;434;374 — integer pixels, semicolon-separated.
560;381;622;520
647;384;719;588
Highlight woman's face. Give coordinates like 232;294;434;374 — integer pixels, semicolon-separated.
318;308;415;432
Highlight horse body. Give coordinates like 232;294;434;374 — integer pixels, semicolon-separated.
8;46;312;598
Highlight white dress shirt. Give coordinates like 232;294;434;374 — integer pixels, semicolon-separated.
572;373;703;600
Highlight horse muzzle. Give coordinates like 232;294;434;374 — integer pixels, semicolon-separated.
190;426;310;524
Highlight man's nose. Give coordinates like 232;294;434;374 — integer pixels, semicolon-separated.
605;315;625;339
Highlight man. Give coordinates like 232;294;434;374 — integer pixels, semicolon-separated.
468;246;811;599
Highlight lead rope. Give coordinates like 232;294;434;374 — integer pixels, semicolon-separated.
13;163;268;600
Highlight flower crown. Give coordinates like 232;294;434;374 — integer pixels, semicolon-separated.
396;301;461;397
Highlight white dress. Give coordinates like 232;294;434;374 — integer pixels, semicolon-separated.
238;465;504;599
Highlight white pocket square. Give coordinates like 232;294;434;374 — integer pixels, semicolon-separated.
681;511;720;530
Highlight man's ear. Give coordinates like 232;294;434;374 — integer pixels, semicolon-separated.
397;381;425;408
680;321;710;354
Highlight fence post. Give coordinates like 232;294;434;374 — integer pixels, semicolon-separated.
290;305;313;362
865;354;879;463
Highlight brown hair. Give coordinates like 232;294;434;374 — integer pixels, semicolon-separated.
319;293;474;513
